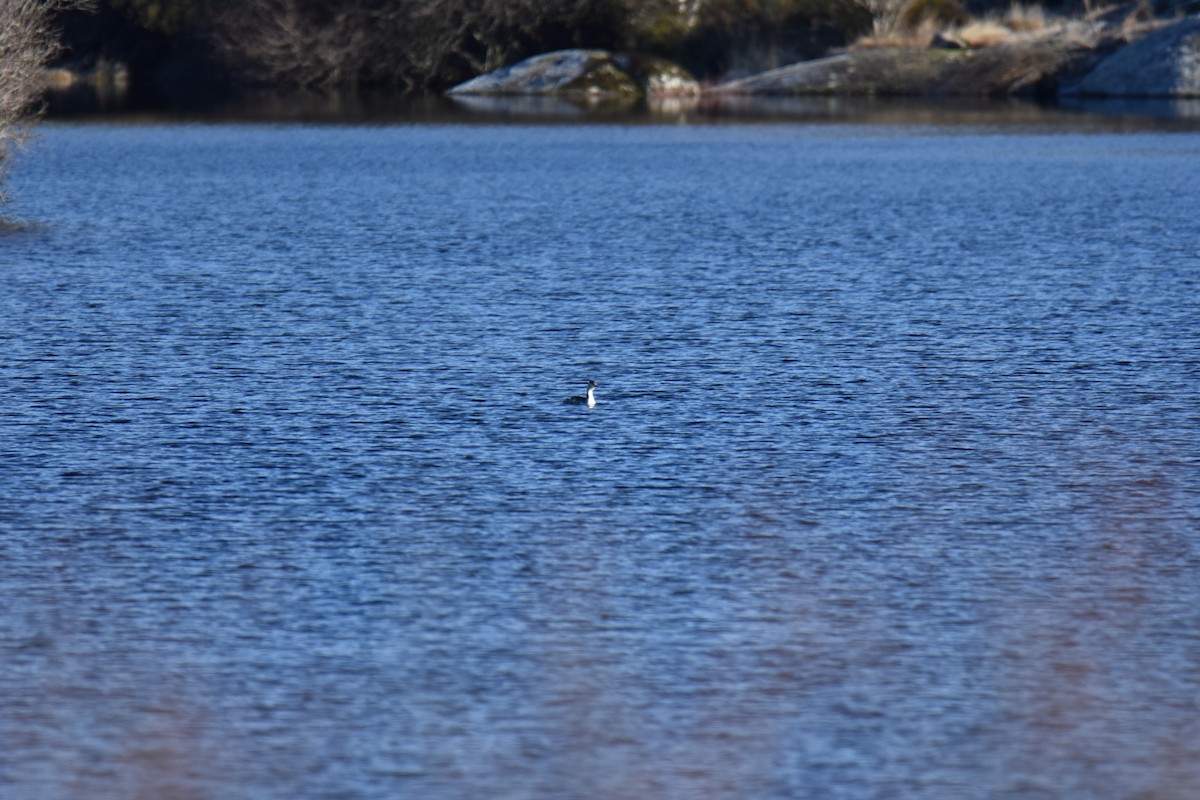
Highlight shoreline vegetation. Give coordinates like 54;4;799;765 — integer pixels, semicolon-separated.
446;6;1200;107
3;1;1195;197
29;0;1200;107
0;1;1194;154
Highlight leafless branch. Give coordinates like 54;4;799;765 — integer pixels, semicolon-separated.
0;0;90;203
212;0;644;94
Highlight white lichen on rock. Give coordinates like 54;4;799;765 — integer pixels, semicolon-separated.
448;50;698;99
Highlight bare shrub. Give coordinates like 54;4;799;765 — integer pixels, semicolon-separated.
382;0;643;90
899;0;969;29
852;0;963;48
853;18;940;46
851;0;915;37
213;0;648;94
0;0;89;202
210;0;372;91
676;0;871;77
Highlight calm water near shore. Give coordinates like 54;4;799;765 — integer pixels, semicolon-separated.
43;89;1200;128
2;118;1199;799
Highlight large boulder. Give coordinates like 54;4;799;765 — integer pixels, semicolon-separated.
447;50;699;99
711;21;1145;97
1079;15;1200;97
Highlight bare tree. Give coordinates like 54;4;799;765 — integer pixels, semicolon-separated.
211;0;374;91
378;0;639;89
0;0;87;203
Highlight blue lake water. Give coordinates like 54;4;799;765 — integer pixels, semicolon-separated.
2;120;1199;799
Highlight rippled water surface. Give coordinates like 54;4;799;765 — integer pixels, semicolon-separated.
2;122;1199;799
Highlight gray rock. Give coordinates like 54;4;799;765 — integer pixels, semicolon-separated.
1079;15;1200;97
711;22;1137;97
447;49;698;99
930;31;969;50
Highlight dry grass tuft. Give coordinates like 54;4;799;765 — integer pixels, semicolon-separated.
851;1;1068;51
853;19;940;48
957;19;1016;47
1005;2;1048;32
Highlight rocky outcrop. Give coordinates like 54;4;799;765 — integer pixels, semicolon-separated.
446;19;1196;105
1078;15;1200;97
712;21;1154;98
447;50;699;99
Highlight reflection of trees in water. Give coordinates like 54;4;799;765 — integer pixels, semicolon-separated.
989;450;1200;798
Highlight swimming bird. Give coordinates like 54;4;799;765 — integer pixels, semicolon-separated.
563;380;598;407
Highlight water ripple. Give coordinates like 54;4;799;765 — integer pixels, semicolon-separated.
1;122;1198;799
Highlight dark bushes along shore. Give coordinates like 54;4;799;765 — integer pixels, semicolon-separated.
15;0;1200;113
44;0;1108;100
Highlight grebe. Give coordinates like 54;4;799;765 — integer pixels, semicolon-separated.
563;380;598;407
